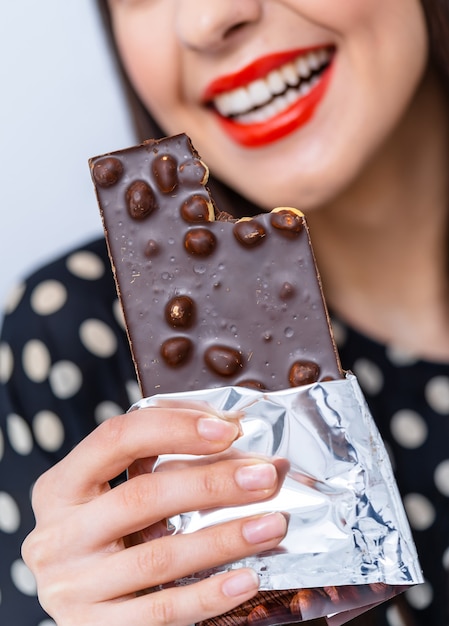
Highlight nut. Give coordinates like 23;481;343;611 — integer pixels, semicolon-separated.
247;604;270;624
289;588;326;619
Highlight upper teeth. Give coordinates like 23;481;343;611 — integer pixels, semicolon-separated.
214;48;331;119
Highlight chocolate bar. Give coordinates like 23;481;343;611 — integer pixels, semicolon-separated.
89;134;347;624
89;133;343;398
88;135;415;624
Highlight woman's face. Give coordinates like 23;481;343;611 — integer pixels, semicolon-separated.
108;0;428;210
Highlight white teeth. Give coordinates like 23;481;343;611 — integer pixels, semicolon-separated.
285;88;298;105
214;92;232;116
247;79;272;107
299;81;312;97
266;69;285;94
231;87;253;114
280;62;298;87
295;56;311;78
273;95;287;114
212;47;332;121
307;51;321;71
215;87;251;116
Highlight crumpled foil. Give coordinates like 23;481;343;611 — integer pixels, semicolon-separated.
132;373;423;592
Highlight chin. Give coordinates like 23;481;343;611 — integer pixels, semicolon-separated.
236;165;348;213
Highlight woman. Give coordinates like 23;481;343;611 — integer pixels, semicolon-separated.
1;0;449;624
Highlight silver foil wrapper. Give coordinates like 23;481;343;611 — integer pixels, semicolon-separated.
132;373;423;592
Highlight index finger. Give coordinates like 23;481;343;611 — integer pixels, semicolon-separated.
34;406;241;504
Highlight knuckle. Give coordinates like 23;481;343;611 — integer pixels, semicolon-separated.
149;595;177;626
194;579;229;616
30;470;52;510
37;581;66;620
209;527;237;561
97;412;129;447
136;541;172;578
197;590;218;615
21;527;48;571
21;534;72;620
118;473;153;512
201;466;233;500
20;532;35;568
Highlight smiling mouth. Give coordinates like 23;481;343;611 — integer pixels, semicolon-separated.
210;46;334;125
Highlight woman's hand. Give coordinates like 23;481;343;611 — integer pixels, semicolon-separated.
22;404;288;626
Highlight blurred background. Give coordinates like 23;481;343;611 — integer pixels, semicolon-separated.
0;0;135;307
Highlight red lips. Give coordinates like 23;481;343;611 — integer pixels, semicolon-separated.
202;47;335;148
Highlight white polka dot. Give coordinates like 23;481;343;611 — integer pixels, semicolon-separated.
353;358;384;395
33;411;65;452
95;401;124;424
113;298;126;330
403;493;436;531
11;559;37;596
386;603;407;626
126;380;142;406
390;410;428;449
330;319;347;348
442;546;449;570
7;414;33;456
49;361;82;399
0;342;13;383
0;491;20;533
0;428;4;462
425;376;449;414
22;339;51;383
386;344;418;367
66;250;105;280
79;319;117;358
434;459;449;497
39;620;57;626
31;280;67;316
4;282;26;314
405;581;433;610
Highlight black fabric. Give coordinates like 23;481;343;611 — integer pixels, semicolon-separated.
0;238;447;625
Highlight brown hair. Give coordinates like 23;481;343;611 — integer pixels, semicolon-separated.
94;0;449;216
423;0;449;85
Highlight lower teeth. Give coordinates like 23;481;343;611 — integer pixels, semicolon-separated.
231;69;323;125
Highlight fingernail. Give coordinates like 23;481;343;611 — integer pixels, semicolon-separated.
235;463;277;491
222;569;259;598
242;512;288;544
197;417;240;442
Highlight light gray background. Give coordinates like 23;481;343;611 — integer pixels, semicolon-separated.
0;1;135;308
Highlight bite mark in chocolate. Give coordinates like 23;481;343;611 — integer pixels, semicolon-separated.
89;133;343;397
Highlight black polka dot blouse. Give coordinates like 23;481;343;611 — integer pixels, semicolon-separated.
0;238;448;626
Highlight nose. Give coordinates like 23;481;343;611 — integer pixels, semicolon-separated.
176;0;262;52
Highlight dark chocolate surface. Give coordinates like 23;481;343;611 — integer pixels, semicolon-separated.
90;134;342;397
